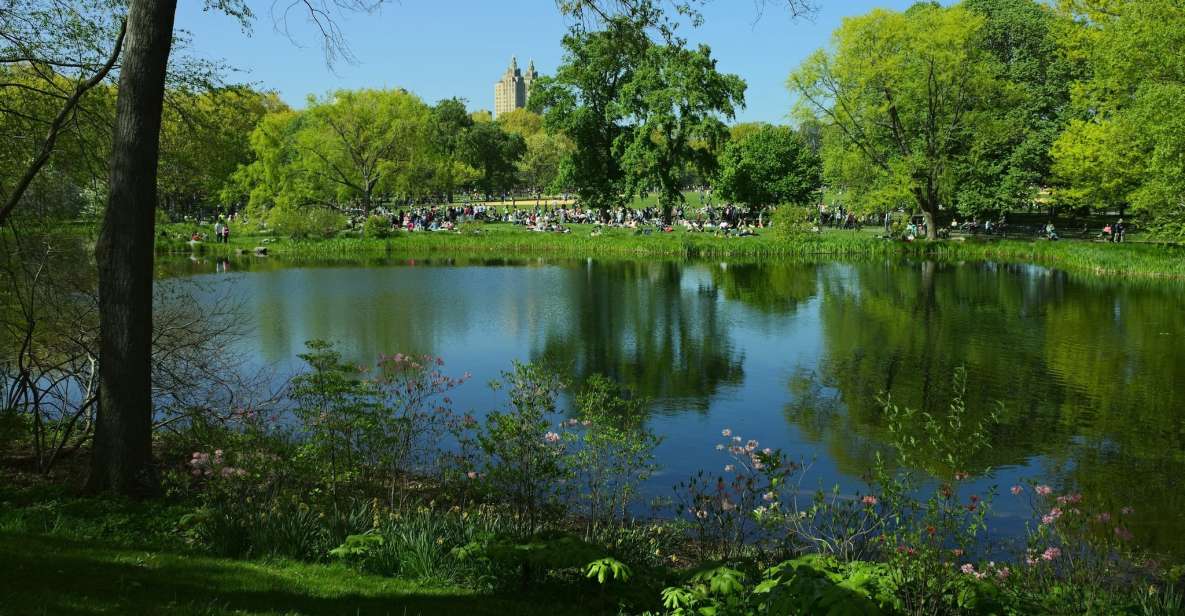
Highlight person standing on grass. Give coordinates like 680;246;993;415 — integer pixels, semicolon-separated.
1116;219;1126;243
222;221;230;244
213;220;224;244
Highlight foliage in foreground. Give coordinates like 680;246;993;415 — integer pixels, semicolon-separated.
2;348;1181;615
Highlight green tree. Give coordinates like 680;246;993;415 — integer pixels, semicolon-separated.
518;131;574;195
1051;0;1185;232
158;86;284;219
427;97;475;203
531;16;648;212
954;0;1080;216
497;108;545;139
0;1;125;224
619;41;745;222
791;3;1010;238
300;88;431;216
462;120;526;198
714;124;821;217
234;88;431;220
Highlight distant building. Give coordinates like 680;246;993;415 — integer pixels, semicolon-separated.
494;56;537;117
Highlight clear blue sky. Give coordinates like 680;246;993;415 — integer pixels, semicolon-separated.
176;0;922;124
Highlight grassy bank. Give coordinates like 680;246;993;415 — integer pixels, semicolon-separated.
0;532;591;616
0;480;600;616
159;222;1185;279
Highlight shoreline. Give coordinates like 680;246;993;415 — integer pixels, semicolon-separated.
157;223;1185;280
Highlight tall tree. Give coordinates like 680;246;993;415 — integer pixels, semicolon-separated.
88;0;178;495
462;120;526;199
427;97;475;203
1051;0;1185;233
619;41;745;221
791;3;1009;238
157;86;285;219
531;16;648;211
299;88;430;216
714;124;821;215
954;0;1079;216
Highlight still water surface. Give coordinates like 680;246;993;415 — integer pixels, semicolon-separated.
163;256;1185;556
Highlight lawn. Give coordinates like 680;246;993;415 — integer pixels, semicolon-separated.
0;532;600;616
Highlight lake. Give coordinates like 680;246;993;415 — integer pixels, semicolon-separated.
162;255;1185;557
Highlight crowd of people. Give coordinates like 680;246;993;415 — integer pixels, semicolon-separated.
173;198;1136;246
373;202;769;236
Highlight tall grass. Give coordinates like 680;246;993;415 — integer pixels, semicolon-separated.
157;223;1185;279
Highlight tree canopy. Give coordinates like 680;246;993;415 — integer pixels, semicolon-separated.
714;124;821;212
791;3;1012;238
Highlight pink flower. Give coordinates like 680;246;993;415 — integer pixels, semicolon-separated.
721;428;732;437
732;436;742;443
724;464;735;473
996;567;1010;580
1057;493;1082;505
861;495;878;506
1095;512;1112;524
1121;506;1135;515
1010;485;1024;496
961;563;976;575
745;439;759;451
696;509;708;520
763;491;776;502
1042;547;1061;561
544;431;560;444
1114;526;1134;541
752;461;765;470
954;471;970;481
1035;485;1053;496
762;447;773;455
721;498;736;511
581;420;591;427
466;471;477;480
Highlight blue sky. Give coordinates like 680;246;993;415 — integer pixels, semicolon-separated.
175;0;922;124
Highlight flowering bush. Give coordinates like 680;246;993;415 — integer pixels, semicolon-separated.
567;375;661;530
462;362;570;534
674;429;796;560
289;341;465;502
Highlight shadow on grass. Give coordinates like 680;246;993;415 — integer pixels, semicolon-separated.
0;532;600;616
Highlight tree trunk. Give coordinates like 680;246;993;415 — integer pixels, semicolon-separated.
88;0;178;496
921;208;937;240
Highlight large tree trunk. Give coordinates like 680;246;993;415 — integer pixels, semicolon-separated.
88;0;178;496
914;186;939;241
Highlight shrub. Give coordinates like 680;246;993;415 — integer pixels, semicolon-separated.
266;206;344;238
568;375;661;530
288;342;465;502
363;215;393;238
662;557;898;616
462;362;570;534
673;428;796;560
770;205;816;238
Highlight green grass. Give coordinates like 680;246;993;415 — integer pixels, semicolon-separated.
0;532;601;615
159;222;1185;279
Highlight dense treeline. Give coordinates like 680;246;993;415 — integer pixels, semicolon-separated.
791;0;1185;238
4;1;1180;237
